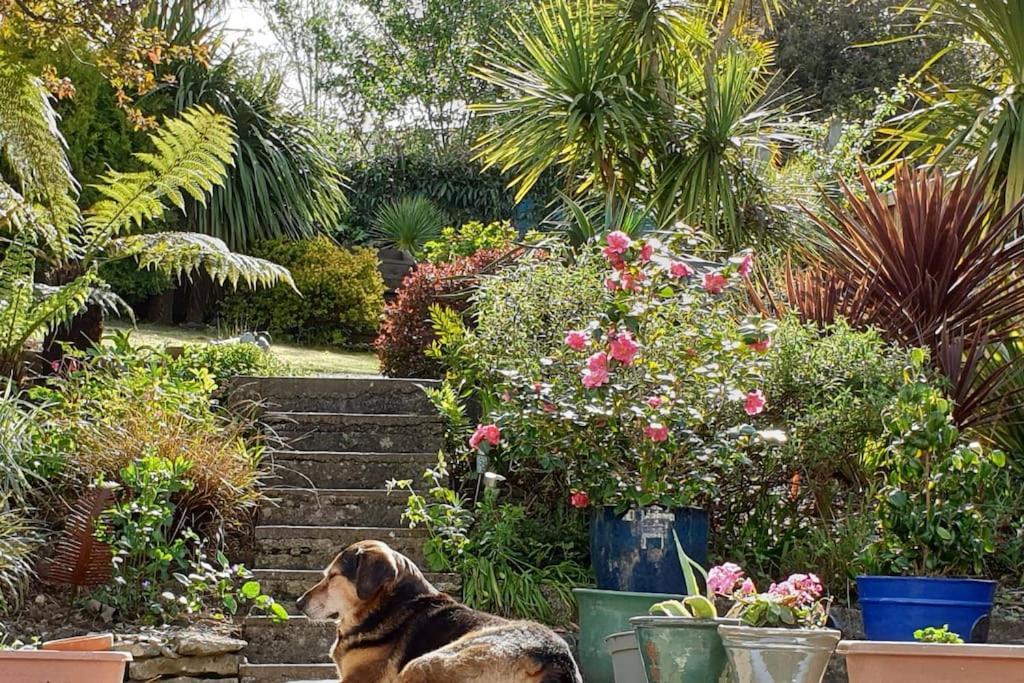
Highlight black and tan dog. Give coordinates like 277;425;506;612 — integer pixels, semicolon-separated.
296;540;583;683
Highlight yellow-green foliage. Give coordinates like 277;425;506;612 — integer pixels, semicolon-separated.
220;236;385;347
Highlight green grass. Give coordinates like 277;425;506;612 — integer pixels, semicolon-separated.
105;322;380;376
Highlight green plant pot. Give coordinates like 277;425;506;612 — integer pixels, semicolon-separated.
575;588;683;683
631;616;740;683
718;625;840;683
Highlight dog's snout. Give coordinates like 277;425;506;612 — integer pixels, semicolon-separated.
296;592;309;612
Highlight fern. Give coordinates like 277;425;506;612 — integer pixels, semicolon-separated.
109;232;295;290
0;55;79;253
83;105;236;249
0;238;94;368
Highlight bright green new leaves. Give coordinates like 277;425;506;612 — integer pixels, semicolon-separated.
83;105;236;246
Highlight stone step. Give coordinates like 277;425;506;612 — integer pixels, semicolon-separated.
259;489;410;527
253;569;461;614
254;525;427;569
229;375;439;415
264;451;436;489
264;412;444;453
243;616;336;664
240;662;336;683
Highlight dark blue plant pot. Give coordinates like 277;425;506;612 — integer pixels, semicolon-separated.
857;575;997;643
590;505;708;594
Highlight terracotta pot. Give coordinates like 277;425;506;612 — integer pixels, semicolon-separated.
0;649;131;683
837;640;1024;683
718;625;840;683
41;633;114;652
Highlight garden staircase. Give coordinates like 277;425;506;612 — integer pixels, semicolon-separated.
230;376;458;683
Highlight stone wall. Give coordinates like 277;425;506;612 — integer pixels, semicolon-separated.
114;628;246;683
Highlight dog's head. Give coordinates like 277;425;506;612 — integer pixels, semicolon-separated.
296;540;428;623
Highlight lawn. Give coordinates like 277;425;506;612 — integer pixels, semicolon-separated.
105;322;380;376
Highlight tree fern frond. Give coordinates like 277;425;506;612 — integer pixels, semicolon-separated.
108;232;295;291
0;55;79;253
0;239;94;363
83;105;236;248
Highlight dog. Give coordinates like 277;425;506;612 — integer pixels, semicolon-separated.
296;540;583;683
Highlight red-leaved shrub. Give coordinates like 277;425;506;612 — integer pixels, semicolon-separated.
375;250;507;378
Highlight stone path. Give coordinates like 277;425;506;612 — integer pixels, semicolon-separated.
229;376;457;683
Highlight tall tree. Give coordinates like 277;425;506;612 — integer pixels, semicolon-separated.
253;0;532;153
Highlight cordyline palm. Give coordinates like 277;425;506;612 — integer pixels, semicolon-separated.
790;165;1024;428
471;0;799;249
881;0;1024;216
0;53;292;375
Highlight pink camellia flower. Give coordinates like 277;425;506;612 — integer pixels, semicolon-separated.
621;272;642;292
582;352;610;388
708;562;745;596
670;261;695;278
606;230;632;254
50;360;61;372
640;242;653;263
583;368;610;389
602;247;626;270
565;330;588;351
469;424;501;450
644;423;670;442
605;277;619;292
570;491;590;509
646;396;663;409
702;271;728;294
744;389;766;416
542;402;557;413
749;336;772;353
738;252;754;277
609;331;640;365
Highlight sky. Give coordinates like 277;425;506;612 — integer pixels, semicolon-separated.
222;1;276;49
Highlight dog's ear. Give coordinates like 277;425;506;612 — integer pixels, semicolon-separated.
355;547;398;600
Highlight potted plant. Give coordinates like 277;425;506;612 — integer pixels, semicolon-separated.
712;565;839;683
629;534;741;683
856;365;1010;642
473;230;777;594
838;624;1024;682
0;633;131;683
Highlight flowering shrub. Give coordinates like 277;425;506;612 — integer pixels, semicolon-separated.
710;562;830;629
465;232;778;509
375;249;508;378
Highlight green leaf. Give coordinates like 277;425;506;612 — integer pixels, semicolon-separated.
241;580;261;600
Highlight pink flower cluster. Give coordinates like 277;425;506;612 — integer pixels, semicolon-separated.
583;352;610;388
708;562;747;596
744;389;766;416
469;423;501;451
570;329;641;389
769;573;823;606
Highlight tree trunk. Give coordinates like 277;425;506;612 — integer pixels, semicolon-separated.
42;303;104;363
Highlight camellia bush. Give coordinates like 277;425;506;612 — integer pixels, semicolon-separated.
463;232;780;510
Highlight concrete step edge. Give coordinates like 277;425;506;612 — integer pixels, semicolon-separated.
254;525;421;539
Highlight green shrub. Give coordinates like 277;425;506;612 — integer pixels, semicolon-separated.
715;318;912;591
99;259;173;308
93;456;286;624
172;342;287;387
219;237;385;347
423;220;518;263
30;338;263;532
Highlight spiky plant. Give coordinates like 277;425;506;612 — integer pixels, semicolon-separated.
881;0;1024;215
794;165;1024;428
372;196;448;258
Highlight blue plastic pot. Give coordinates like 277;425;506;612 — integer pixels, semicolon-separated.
590;505;708;593
857;576;997;643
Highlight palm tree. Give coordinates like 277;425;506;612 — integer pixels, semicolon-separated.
148;0;348;252
0;53;292;376
470;0;800;249
882;0;1024;215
